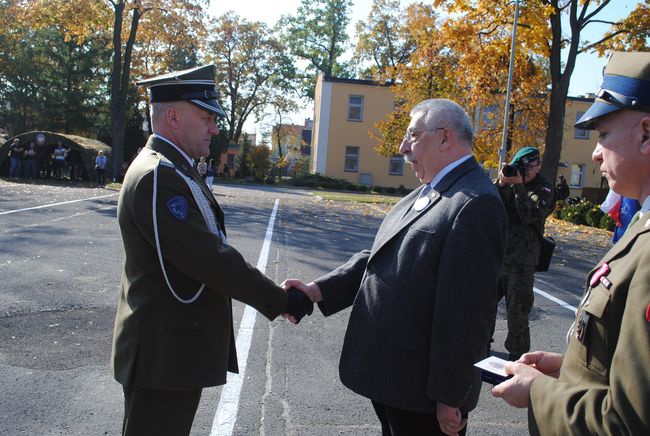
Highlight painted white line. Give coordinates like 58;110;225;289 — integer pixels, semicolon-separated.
0;193;117;216
211;198;280;436
533;286;577;314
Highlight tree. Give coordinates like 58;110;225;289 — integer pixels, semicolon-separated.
266;94;300;182
432;0;648;181
15;0;208;180
0;1;112;135
206;12;295;145
246;144;272;179
354;0;415;81
278;0;354;98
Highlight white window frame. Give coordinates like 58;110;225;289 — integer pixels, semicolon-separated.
388;154;404;176
574;112;590;139
347;95;364;122
344;146;359;172
570;163;585;188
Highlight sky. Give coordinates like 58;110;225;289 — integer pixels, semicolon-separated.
207;0;642;134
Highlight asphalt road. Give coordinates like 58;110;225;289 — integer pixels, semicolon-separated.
0;180;610;435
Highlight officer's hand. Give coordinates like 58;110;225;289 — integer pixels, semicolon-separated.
491;362;542;408
517;351;563;378
283;288;313;324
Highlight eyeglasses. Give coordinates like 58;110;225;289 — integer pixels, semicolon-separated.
403;127;445;144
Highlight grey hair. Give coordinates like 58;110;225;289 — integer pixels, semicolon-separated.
150;102;176;130
410;99;473;148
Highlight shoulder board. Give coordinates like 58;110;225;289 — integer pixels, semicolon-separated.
155;153;175;168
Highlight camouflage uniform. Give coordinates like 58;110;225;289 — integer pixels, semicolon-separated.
493;173;554;358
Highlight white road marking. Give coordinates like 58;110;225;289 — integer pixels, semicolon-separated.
0;194;117;215
211;198;280;436
533;286;578;314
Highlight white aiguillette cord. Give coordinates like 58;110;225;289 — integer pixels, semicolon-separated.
152;164;222;304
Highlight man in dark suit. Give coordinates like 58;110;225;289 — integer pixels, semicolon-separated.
111;65;307;436
284;99;507;435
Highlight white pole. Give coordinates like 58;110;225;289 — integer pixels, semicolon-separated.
498;0;521;169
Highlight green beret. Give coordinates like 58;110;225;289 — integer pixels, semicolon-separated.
510;147;540;165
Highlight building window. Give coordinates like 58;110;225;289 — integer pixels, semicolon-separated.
344;146;359;172
388;154;403;175
575;112;589;139
570;164;585;188
348;95;364;121
481;104;500;129
227;154;235;168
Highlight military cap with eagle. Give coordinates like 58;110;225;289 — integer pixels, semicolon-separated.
137;64;226;117
576;51;650;130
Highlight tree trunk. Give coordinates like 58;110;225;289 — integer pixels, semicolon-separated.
109;1;140;181
540;0;581;185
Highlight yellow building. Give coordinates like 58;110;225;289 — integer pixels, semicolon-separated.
311;74;602;198
312;75;421;189
560;95;605;201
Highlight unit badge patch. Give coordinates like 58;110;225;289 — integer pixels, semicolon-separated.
167;196;188;220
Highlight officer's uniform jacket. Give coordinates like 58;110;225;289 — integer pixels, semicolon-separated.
314;157;507;414
111;136;288;391
496;174;554;266
528;213;650;434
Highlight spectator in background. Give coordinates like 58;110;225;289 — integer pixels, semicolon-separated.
555;175;570;201
95;150;108;186
24;141;38;179
600;189;641;243
68;148;84;181
8;138;24;178
52;141;66;179
205;158;216;187
197;156;207;180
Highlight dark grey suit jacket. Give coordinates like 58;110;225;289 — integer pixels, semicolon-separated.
315;156;507;414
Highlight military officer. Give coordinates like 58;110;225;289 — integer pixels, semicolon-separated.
492;51;650;434
111;65;307;436
491;146;555;360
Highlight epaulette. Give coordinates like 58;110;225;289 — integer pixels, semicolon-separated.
154;152;175;168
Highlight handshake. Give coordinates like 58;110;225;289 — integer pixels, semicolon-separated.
281;280;322;324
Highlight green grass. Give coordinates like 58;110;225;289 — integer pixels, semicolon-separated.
315;192;402;205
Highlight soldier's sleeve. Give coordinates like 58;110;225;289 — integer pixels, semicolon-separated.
512;178;554;225
132;163;288;320
528;246;650;434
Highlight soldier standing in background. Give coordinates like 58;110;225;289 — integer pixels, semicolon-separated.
491;147;555;360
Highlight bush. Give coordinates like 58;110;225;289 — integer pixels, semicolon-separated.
559;199;593;225
553;200;566;219
585;205;604;227
599;214;615;231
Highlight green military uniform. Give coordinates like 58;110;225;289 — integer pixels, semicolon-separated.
526;50;650;435
111;65;289;435
528;211;650;434
493;148;555;358
112;136;288;390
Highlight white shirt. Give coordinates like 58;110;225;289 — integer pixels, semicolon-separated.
152;134;194;168
428;154;473;190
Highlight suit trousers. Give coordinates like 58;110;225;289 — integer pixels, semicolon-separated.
122;385;202;436
371;400;467;436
